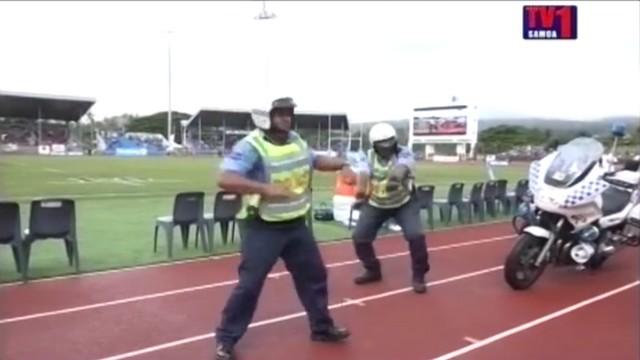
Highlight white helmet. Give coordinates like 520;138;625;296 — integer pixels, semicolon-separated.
369;122;397;144
251;97;296;130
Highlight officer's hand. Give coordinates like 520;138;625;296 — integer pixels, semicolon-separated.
263;184;297;200
385;179;402;192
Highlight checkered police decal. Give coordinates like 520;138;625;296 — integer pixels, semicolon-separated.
561;179;609;208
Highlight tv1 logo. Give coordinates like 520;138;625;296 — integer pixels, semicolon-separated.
523;5;577;40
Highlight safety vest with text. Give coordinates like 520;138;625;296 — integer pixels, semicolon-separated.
238;130;312;222
367;149;412;209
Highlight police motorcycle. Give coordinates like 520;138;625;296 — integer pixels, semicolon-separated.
504;125;640;290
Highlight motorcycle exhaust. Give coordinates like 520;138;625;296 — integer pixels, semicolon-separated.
598;242;616;255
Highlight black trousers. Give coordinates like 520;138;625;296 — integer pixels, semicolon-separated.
352;196;430;277
216;216;334;346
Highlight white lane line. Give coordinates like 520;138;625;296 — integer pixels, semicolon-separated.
96;266;504;360
463;337;479;344
432;280;640;360
326;235;513;269
0;235;513;325
0;220;510;287
343;298;366;307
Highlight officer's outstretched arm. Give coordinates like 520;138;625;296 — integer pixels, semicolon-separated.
314;155;350;172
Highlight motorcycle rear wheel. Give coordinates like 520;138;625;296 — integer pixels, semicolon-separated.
504;233;549;290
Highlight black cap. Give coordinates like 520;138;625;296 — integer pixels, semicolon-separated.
271;97;296;110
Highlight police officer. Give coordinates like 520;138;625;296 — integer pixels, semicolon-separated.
214;97;352;360
350;122;430;294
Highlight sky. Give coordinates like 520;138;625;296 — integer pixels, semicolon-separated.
0;1;638;123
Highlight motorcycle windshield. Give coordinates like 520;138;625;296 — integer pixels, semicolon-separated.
544;137;604;188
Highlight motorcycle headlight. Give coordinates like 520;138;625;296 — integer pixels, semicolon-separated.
578;226;600;242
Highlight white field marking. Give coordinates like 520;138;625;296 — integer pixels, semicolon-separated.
463;337;479;344
47;177;185;186
432;280;640;360
96;266;504;360
0;220;511;288
8;191;186;201
43;168;64;173
0;235;513;325
112;178;145;186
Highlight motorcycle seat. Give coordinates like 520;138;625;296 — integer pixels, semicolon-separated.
601;187;631;216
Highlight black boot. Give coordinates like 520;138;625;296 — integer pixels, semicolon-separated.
412;274;427;294
215;342;235;360
311;325;351;342
354;269;382;285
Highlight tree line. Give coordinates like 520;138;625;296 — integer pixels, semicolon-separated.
477;124;640;154
350;120;639;155
81;113;638;153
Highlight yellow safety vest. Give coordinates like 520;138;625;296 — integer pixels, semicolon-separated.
237;130;312;222
367;149;412;209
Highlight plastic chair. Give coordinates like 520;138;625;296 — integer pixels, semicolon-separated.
348;200;365;230
483;181;498;218
509;179;530;214
415;185;435;229
434;182;466;225
204;191;242;249
0;202;27;281
495;179;511;215
23;199;79;277
462;182;485;223
154;192;208;258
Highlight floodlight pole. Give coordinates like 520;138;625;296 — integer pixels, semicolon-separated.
255;0;276;21
167;29;173;143
255;1;276;94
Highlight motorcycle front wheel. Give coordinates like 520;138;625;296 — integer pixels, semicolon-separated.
504;233;549;290
511;215;529;234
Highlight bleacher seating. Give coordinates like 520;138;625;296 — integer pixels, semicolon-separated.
0;118;69;147
103;132;170;156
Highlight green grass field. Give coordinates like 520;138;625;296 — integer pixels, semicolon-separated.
0;155;528;283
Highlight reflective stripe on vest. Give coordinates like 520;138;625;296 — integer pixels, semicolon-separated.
367;149;411;209
238;130;312;222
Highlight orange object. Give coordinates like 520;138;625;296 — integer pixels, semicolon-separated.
335;174;358;197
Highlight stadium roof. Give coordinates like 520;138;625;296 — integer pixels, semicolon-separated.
186;107;349;130
0;90;95;122
413;105;468;112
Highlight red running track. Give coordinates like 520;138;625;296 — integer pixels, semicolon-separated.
0;221;637;360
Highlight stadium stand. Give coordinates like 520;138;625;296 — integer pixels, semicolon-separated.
184;108;350;155
0;90;95;155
